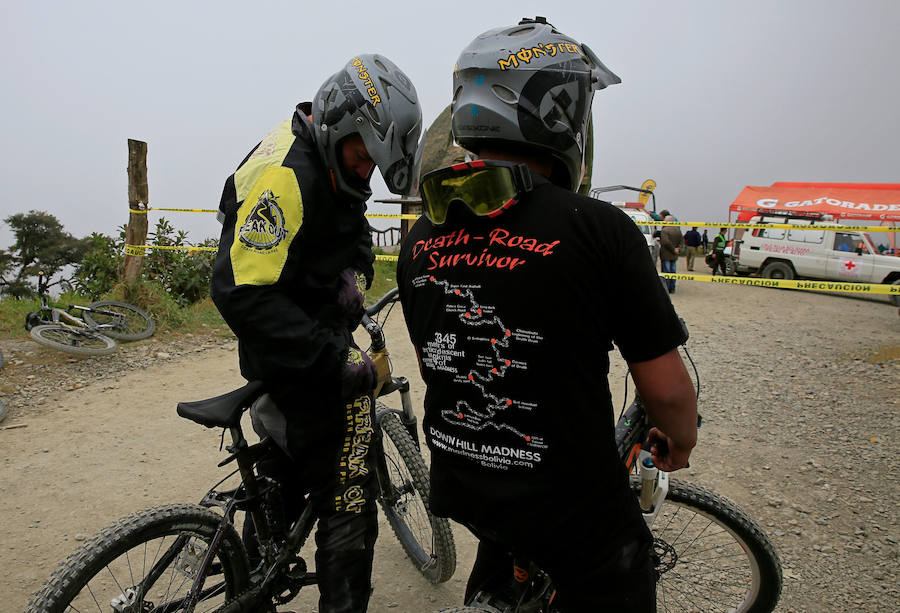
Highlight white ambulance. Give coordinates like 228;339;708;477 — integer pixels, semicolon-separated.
611;201;659;264
733;210;900;304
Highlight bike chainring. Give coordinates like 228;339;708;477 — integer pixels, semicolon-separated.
271;555;309;605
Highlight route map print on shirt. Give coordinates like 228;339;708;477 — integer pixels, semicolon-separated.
410;273;547;472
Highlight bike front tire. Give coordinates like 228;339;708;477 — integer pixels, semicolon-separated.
635;478;783;613
30;324;117;356
83;300;156;341
26;504;250;613
377;406;457;584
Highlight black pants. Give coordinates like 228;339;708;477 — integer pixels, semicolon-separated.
711;253;728;276
250;389;378;613
464;505;656;612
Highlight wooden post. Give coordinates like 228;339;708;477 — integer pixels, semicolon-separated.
121;139;149;284
400;199;422;244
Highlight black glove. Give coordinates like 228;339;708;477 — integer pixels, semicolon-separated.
340;347;377;399
335;267;366;330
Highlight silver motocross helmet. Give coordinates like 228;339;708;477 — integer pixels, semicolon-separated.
451;17;620;191
313;54;422;201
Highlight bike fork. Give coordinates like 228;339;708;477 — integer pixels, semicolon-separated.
637;450;669;527
384;376;421;447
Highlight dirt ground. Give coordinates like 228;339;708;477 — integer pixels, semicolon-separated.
1;279;898;612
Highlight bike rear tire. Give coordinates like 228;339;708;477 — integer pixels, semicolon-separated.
83;300;156;341
377;407;457;584
30;324;117;356
633;478;783;613
26;504;250;613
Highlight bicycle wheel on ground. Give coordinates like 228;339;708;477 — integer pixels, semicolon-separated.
83;300;156;341
633;478;783;613
26;504;250;613
377;405;456;584
30;324;117;356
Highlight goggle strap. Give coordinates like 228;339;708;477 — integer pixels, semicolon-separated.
512;164;533;193
486;197;518;218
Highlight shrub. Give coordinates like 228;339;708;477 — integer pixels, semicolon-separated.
73;231;124;300
141;218;217;306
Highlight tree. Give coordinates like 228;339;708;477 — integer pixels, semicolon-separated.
0;210;88;298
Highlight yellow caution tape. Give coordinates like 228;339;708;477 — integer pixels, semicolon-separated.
366;213;421;220
147;207;219;213
369;215;898;231
125;206;900;232
660;272;899;296
123;244;217;254
123;244;147;256
125;246;896;297
638;220;898;232
133;208;419;219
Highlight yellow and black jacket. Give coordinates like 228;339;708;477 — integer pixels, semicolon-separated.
211;102;375;389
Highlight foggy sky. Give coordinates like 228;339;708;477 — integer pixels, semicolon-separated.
2;0;898;249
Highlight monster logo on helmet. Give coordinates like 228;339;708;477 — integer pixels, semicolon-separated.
313;54;422;202
451;17;621;192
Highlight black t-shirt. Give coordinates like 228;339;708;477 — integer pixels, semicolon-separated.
397;176;685;534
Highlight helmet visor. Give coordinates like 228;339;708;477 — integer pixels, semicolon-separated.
420;160;532;225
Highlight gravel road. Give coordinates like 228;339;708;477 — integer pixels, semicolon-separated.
0;280;897;612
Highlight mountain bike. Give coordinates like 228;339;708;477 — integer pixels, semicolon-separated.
24;272;155;356
25;288;456;612
437;342;783;613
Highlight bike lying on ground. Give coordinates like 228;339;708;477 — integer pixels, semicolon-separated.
26;288;456;612
438;340;783;613
24;272;155;357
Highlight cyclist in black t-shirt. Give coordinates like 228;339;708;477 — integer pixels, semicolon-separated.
398;17;697;611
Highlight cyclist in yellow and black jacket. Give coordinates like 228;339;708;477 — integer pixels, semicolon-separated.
211;54;421;613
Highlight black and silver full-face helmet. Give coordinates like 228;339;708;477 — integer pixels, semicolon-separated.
451;17;620;191
313;54;422;201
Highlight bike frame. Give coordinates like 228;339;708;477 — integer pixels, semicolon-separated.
165;289;417;612
30;274;124;332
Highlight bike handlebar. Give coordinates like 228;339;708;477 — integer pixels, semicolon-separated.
361;288;400;352
365;287;399;317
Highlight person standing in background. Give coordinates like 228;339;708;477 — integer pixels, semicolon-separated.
702;229;709;253
710;227;729;276
659;216;684;293
684;226;701;271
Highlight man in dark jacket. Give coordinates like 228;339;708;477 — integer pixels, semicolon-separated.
684;226;702;271
398;18;696;611
211;54;421;613
659;216;684;293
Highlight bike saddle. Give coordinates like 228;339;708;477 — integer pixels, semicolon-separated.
177;381;265;428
